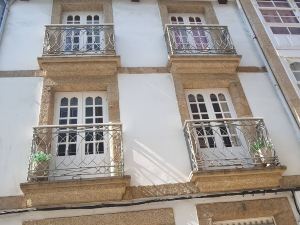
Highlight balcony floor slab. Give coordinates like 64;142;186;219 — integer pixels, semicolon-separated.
190;166;286;193
20;175;130;208
38;55;120;77
168;55;241;74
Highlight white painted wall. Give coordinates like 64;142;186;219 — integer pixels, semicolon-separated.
0;77;43;196
0;0;52;70
239;73;300;175
113;0;168;67
213;2;264;67
118;74;191;185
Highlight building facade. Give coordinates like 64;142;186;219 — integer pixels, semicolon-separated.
0;0;300;224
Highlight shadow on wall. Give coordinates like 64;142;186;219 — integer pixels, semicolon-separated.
123;134;191;186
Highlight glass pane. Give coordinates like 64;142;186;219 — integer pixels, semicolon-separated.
96;142;104;154
70;107;77;117
221;102;229;112
193;114;200;119
95;96;102;105
60;97;68;106
95;118;103;123
86;97;93;105
68;144;77;155
188;94;196;102
69;119;77;124
291;62;300;71
95;107;103;116
57;145;66;156
271;26;289;34
289;27;300;34
70;97;78;106
190;104;198;113
86;118;93;124
60;108;68;118
218;93;226;101
197;94;204;102
294;72;300;81
86;107;93;117
199;104;207;112
85;143;94;154
210;94;217;101
59;119;67;125
212;103;221;112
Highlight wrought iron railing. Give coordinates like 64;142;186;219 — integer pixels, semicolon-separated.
42;24;115;55
27;123;124;181
165;24;236;55
184;118;280;171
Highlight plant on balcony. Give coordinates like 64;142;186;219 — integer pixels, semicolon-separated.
250;138;273;166
31;151;51;179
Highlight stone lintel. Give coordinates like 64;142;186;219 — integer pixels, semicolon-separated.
20;175;130;207
38;55;120;77
190;166;286;193
168;55;241;74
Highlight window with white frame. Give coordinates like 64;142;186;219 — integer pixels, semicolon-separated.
290;61;300;89
255;0;300;47
213;217;275;225
62;12;103;52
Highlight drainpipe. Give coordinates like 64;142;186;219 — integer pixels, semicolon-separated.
235;0;300;139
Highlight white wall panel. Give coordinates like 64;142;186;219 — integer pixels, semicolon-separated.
0;0;52;70
118;74;190;185
0;77;42;196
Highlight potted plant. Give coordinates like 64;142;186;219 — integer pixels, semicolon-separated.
250;138;273;166
31;151;51;180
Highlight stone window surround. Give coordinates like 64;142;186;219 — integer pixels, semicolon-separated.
23;208;175;225
158;0;219;26
39;75;120;126
196;197;298;225
173;73;253;124
51;0;113;24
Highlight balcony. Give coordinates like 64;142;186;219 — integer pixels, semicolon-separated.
164;24;241;74
38;24;120;77
165;25;236;55
21;123;130;207
184;118;286;192
42;24;115;56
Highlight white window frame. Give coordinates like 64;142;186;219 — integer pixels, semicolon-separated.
252;0;300;49
213;217;276;225
282;57;300;98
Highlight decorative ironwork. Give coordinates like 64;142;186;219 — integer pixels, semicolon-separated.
184;118;280;171
27;123;123;181
42;24;115;55
165;24;236;55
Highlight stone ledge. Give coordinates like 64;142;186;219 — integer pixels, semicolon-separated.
38;55;120;77
168;55;241;74
20;176;130;207
190;166;286;193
